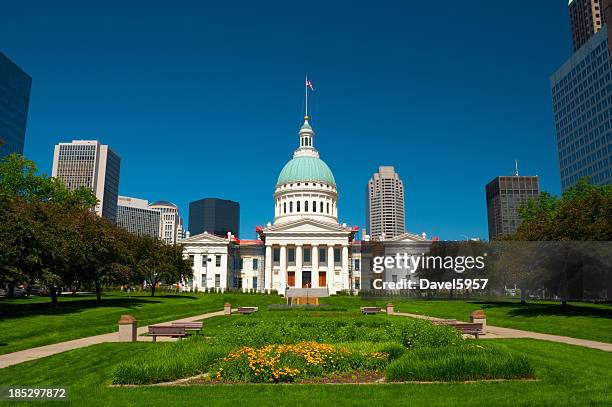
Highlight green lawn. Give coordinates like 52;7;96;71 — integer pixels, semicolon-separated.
0;292;283;355
321;297;612;343
2;293;611;357
0;339;610;406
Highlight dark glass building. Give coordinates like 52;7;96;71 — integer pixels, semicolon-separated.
189;198;240;237
0;52;32;160
486;175;539;240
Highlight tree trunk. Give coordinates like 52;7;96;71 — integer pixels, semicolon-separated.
151;281;156;297
520;287;527;304
94;280;102;302
7;281;15;298
561;300;568;307
50;286;58;306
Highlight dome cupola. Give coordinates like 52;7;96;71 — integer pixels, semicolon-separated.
273;114;339;225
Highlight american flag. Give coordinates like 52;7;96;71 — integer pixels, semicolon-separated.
306;79;314;91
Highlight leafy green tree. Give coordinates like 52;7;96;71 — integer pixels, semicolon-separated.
512;178;611;241
507;178;612;304
131;236;192;297
0;153;97;207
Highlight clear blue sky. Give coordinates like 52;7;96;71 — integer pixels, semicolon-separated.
1;0;572;240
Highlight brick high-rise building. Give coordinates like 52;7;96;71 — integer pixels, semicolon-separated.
569;0;606;51
486;174;539;240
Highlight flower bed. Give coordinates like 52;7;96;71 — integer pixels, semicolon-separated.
212;342;391;383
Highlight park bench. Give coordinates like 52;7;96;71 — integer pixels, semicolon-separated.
360;306;383;315
237;307;259;315
148;325;187;342
451;323;484;339
432;319;458;326
171;322;203;335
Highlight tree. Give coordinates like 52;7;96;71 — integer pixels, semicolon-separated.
512;178;612;241
131;236;192;297
507;178;612;304
0;154;97;302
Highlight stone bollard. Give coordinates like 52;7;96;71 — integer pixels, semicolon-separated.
386;303;394;315
118;315;137;342
224;303;232;316
470;310;487;333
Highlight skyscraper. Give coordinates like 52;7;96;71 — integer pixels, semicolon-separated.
150;201;183;244
569;0;606;51
52;140;121;222
117;196;161;238
188;198;240;237
366;166;405;240
485;174;539;240
551;24;612;190
0;52;32;160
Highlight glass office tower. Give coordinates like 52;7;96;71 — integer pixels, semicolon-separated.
188;198;240;237
0;52;32;160
550;25;612;190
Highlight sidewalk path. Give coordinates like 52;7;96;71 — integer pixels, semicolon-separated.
393;311;612;352
0;309;228;369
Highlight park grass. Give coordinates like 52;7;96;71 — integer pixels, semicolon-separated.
0;339;610;406
2;293;611;356
0;292;284;355
322;296;612;343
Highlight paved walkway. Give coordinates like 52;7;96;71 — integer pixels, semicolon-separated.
0;309;228;369
393;311;612;352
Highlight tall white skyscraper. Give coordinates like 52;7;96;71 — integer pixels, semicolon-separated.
149;201;183;244
117;196;161;238
52;140;121;222
366;166;406;240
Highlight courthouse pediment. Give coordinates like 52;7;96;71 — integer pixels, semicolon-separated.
181;232;231;245
384;232;430;243
263;218;352;235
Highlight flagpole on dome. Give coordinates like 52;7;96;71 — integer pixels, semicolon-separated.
305;76;314;122
305;74;309;121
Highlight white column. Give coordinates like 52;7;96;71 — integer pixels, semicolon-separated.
327;245;334;289
265;244;272;291
312;245;319;288
342;245;350;290
280;245;287;295
221;253;228;292
295;245;303;288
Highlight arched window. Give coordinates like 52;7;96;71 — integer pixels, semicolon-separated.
320;201;324;213
312;201;317;212
297;201;301;212
327;202;330;214
305;201;309;212
283;202;287;214
290;201;293;213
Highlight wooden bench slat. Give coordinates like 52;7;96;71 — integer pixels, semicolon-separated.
148;326;187;342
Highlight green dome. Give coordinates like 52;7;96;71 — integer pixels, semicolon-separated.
277;156;336;187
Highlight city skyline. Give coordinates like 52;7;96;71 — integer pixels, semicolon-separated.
1;1;575;240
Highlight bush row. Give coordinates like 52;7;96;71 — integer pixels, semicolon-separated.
112;337;230;385
385;344;534;382
209;317;463;348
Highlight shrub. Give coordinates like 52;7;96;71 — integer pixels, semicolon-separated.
209;317;462;348
385;344;534;382
112;337;229;385
212;341;390;383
